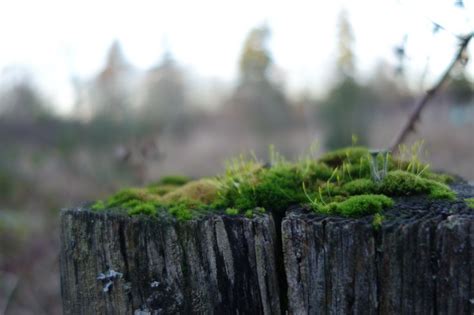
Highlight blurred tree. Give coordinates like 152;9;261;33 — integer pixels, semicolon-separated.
239;25;272;83
89;41;134;122
368;61;411;105
336;10;355;78
139;52;189;135
320;78;374;149
320;10;374;150
230;24;292;138
0;78;50;123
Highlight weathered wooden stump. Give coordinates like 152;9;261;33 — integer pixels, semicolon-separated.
60;208;280;314
60;187;474;314
282;210;473;314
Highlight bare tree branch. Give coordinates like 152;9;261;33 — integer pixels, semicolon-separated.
390;32;473;154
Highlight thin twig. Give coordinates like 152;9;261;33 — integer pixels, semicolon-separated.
390;32;473;154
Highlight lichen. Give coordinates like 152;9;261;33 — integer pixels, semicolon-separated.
92;146;457;220
97;268;123;293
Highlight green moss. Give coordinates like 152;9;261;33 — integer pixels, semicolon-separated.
423;172;454;184
465;198;474;209
91;188;162;217
343;178;376;195
161;179;219;204
104;189;140;207
319;182;346;197
333;194;393;217
91;146;457;220
379;170;456;200
225;208;239;215
312;194;393;217
244;209;254;218
372;213;385;230
156;175;190;186
92;200;106;211
299;162;334;182
243;207;265;219
316;202;339;215
214;158;265;210
318;146;369;167
379;171;429;196
107;188;161;206
168;201;194;221
428;181;456;200
127;201;158;216
145;175;191;196
146;184;177;196
344;159;372;179
216;162;305;215
251;164;305;214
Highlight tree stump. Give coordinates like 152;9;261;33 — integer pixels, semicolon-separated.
282;204;474;314
60;208;280;314
60;186;474;314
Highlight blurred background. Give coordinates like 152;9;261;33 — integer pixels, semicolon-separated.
0;0;473;313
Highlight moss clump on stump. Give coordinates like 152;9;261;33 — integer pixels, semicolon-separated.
92;146;457;220
465;198;474;209
315;194;394;217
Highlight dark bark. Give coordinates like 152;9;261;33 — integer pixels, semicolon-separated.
60;209;280;314
60;190;474;314
282;210;473;314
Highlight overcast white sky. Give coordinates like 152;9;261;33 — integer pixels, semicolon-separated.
0;0;472;114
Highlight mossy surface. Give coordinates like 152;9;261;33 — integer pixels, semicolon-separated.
465;198;474;209
225;208;239;215
146;175;191;196
161;179;219;204
154;175;191;186
314;194;393;217
372;213;385;230
318;146;369;167
92;146;457;220
336;194;393;217
379;171;455;200
343;179;377;195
